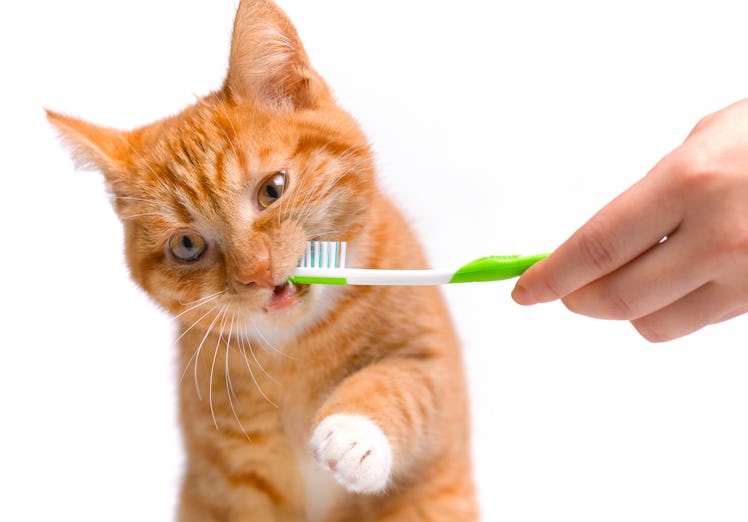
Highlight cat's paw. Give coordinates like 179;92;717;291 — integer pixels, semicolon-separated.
310;413;393;494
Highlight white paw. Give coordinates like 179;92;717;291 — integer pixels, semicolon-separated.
310;413;393;494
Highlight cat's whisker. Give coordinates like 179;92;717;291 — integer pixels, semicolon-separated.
248;317;296;360
285;154;312;212
109;197;164;212
278;137;314;229
225;311;251;439
292;173;326;231
295;161;363;231
312;157;365;207
293;151;358;232
292;185;319;231
118;212;171;221
238;329;278;408
276;176;304;231
244;336;280;392
287;149;324;207
303;225;345;239
192;306;226;401
178;304;220;385
209;308;231;431
243;331;280;385
177;290;225;312
109;194;179;225
109;195;177;212
293;161;332;227
176;295;223;339
225;310;239;404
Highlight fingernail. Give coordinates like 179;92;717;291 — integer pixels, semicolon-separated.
512;284;538;306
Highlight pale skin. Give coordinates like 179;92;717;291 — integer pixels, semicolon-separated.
513;98;748;342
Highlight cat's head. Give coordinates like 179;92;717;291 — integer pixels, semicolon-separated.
47;0;376;339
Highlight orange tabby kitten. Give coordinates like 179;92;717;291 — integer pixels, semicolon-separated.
48;0;477;520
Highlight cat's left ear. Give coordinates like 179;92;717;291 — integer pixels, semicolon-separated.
45;109;138;199
45;109;128;174
224;0;330;110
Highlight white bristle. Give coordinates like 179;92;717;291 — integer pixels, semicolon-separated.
297;240;347;268
331;242;338;268
321;241;329;268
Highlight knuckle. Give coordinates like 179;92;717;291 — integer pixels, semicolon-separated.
678;161;721;193
709;221;748;261
726;226;748;258
670;142;721;189
689;112;717;136
676;144;707;177
605;292;636;320
674;144;736;197
541;271;566;300
577;224;619;273
563;286;636;320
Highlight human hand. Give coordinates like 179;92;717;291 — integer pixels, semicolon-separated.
513;99;748;342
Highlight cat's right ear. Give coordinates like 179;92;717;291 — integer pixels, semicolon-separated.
224;0;329;110
45;109;129;176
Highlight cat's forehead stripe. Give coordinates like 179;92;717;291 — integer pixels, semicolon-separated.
294;134;363;161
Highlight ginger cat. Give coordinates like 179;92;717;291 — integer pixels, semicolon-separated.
48;1;477;520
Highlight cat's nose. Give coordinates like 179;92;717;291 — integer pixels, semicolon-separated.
234;255;274;289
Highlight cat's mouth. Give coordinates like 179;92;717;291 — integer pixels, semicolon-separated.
264;281;310;313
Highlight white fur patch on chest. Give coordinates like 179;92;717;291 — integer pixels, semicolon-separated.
294;447;344;522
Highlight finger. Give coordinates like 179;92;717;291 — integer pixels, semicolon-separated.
560;228;710;320
514;157;684;305
631;281;743;343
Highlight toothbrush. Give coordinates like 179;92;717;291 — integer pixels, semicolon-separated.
289;241;549;286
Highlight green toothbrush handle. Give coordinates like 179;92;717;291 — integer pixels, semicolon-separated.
448;254;550;284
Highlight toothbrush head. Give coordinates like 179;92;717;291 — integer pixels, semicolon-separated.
298;241;347;269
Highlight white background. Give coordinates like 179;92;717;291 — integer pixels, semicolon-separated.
3;1;747;520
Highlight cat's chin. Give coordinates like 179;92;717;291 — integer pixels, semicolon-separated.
245;282;343;350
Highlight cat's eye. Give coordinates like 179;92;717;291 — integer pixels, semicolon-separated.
168;231;208;263
257;170;287;209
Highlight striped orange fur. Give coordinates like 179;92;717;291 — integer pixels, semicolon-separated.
47;1;477;520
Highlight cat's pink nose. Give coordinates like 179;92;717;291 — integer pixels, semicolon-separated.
234;256;274;289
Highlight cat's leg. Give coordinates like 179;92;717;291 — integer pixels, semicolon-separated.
308;355;477;520
308;356;468;496
177;385;307;520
